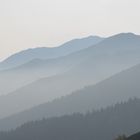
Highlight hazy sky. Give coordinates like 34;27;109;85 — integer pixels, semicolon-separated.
0;0;140;60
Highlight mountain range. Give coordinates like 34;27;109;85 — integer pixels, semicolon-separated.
0;36;103;95
0;33;140;119
0;56;140;130
0;36;103;71
0;33;139;137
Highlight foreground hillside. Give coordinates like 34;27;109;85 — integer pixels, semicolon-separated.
0;98;140;140
127;132;140;140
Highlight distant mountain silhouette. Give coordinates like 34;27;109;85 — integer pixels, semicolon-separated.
1;56;140;130
0;33;140;119
0;36;103;70
0;36;103;95
0;98;140;140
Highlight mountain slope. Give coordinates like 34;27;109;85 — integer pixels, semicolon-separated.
0;33;140;119
0;36;103;70
0;98;140;140
1;55;140;130
0;36;103;95
127;132;140;140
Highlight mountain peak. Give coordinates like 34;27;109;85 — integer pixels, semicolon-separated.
99;32;140;46
110;32;139;39
86;35;102;39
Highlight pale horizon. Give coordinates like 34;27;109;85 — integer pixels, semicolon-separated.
0;0;140;60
